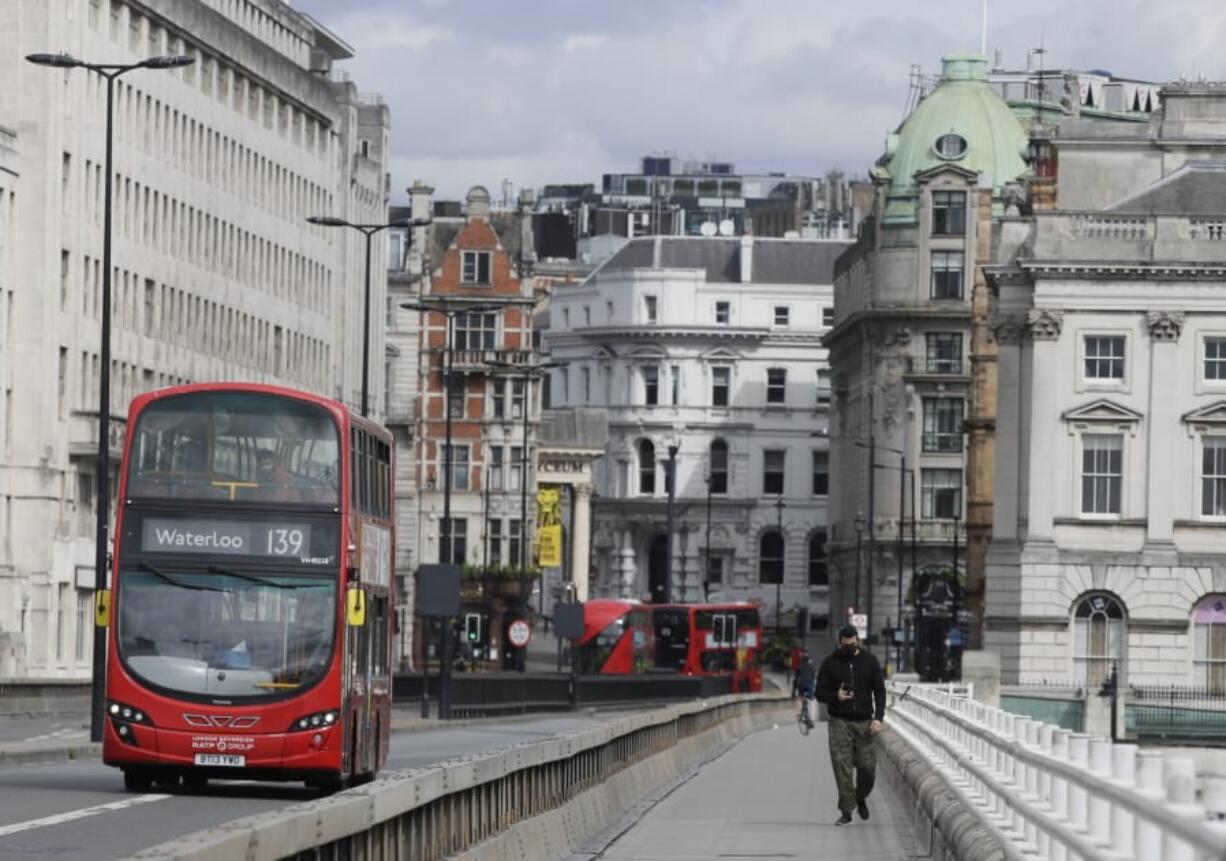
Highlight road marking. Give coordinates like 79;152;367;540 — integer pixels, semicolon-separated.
0;794;171;837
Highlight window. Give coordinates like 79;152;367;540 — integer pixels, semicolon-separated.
491;379;505;418
816;369;831;405
808;531;828;586
75;587;91;662
562;307;570;328
581;367;591;403
759;530;784;584
560;367;570;403
583;306;591;327
812;451;828;495
1193;595;1226;692
763;449;785;495
712;367;730;407
508;519;522;568
454;312;497;350
706;555;724;585
1084;336;1125;381
441;517;467;564
935;133;968;159
461;250;490;284
709;439;728;495
446;444;469;491
642;365;659;406
510;445;524;491
447;381;464;419
489;446;504;491
1203;439;1226;517
488;519;502;565
822;307;835;327
639;439;656;494
644;295;658;323
766;368;787;404
774;306;790;326
1206;337;1226;380
921;468;962;519
511;379;525;419
926;333;963;374
715;301;730;324
932;191;967;235
931;251;964;299
922;398;964;452
1073;594;1125;688
670;365;680;406
1081;434;1122;515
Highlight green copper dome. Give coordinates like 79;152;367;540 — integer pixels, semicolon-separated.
877;52;1029;223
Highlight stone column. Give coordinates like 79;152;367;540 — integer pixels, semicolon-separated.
990;314;1029;542
619;529;636;599
571;484;592;602
1145;311;1184;546
1025;308;1063;540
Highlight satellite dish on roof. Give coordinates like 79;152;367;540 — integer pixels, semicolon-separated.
699;221;717;237
718;219;735;236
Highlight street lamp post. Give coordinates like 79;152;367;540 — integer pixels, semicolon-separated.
310;216;431;417
26;50;195;744
774;496;785;635
853;510;865;620
664;441;680;603
703;472;714;603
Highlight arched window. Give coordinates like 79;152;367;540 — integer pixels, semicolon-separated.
759;530;784;584
638;439;656;495
709;439;728;495
1193;595;1226;693
1073;594;1125;687
808;530;828;586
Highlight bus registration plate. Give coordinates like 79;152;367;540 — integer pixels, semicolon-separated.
194;753;245;767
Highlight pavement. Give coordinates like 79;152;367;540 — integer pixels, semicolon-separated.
594;719;922;860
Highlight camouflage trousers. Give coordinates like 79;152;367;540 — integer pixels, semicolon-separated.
827;718;877;814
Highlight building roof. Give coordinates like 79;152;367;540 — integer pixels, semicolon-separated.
878;52;1029;223
539;408;609;450
596;236;849;285
1108;161;1226;214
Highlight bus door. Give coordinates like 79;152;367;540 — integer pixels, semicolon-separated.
346;585;372;777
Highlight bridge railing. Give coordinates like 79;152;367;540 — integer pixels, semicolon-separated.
887;682;1226;861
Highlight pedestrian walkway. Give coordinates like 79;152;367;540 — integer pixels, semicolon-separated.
597;720;922;860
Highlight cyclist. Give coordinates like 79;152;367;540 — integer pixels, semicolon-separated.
792;652;817;729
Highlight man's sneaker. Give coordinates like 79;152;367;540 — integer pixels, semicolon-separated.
835;812;853;826
856;800;870;821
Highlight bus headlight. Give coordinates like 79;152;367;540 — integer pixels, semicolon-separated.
108;699;152;746
290;710;338;732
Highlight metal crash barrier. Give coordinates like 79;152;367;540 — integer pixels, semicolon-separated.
129;692;786;861
886;682;1226;861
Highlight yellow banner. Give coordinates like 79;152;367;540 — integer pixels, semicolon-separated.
537;524;563;567
536;486;563;567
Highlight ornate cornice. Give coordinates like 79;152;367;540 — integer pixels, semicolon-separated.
1019;260;1226;281
1146;310;1184;341
1026;308;1063;340
989;311;1028;345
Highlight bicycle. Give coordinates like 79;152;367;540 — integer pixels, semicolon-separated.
796;694;816;736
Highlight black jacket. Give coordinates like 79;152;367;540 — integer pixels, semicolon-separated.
815;647;886;721
791;660;817;696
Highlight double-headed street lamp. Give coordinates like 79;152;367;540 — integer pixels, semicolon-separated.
664;439;681;604
26;50;195;744
310;216;432;417
774;496;785;635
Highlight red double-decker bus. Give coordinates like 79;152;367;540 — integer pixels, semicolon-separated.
102;383;394;793
654;603;763;692
574;599;654;674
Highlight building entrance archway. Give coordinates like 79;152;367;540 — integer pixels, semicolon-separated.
648;534;669;603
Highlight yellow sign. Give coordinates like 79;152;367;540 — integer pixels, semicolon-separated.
536;486;563;567
94;589;111;627
346;588;367;627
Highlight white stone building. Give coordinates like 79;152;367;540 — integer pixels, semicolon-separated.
544;235;849;632
987;83;1226;689
0;0;390;681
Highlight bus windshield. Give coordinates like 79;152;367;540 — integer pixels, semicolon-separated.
127;392;340;505
117;567;336;700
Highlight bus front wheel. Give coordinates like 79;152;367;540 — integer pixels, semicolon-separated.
122;768;154;793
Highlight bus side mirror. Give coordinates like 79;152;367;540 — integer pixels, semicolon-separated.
347;588;367;627
95;590;111;627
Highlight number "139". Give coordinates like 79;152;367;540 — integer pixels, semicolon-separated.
266;528;304;556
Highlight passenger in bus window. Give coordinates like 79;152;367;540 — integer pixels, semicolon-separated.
256;449;295;500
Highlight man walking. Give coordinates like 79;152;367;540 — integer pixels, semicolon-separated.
815;626;886;826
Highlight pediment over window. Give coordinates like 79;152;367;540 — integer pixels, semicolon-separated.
626;345;667;361
591;346;617;361
1061;399;1144;425
1182;400;1226;428
700;347;743;362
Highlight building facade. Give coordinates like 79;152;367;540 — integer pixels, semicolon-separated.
0;0;389;680
826;53;1029;673
545;234;849;632
986;83;1226;689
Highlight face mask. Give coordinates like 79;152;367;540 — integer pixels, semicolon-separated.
839;644;857;658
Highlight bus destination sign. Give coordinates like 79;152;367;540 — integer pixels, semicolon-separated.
142;518;321;562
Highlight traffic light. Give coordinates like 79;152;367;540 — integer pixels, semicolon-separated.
464;613;481;643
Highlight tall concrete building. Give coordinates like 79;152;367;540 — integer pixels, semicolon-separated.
0;0;389;681
546;234;849;632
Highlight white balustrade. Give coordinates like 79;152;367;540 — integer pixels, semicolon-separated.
886;682;1226;861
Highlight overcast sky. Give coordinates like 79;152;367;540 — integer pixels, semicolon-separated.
291;0;1226;203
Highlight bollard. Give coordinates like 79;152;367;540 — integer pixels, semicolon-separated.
1161;757;1200;861
1134;751;1164;861
1050;728;1071;861
1068;734;1092;857
1087;737;1113;847
1108;743;1136;857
